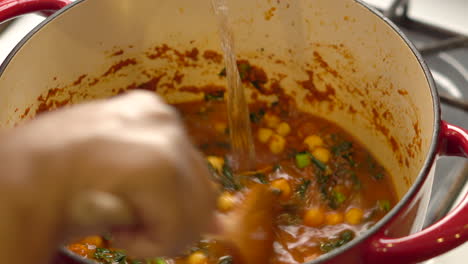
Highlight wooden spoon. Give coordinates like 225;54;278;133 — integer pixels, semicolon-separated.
217;184;276;264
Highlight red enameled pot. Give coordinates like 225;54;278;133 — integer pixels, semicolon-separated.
0;0;466;264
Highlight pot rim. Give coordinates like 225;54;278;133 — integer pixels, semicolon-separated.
0;0;441;263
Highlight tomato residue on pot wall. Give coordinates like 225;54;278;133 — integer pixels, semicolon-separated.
140;74;167;92
184;48;199;61
145;44;199;67
264;7;276;20
398;89;409;95
72;74;87;86
102;58;137;77
299;70;336;105
173;71;185;84
313;52;339;78
20;107;30;119
114;74;167;95
36;87;71;115
145;44;171;60
405;121;422;170
180;85;225;94
203;50;223;63
110;49;124;57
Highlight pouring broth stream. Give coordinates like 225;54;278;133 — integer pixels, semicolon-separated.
211;0;256;172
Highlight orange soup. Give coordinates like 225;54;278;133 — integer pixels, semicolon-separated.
67;92;397;264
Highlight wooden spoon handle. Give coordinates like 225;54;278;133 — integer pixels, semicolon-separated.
223;185;276;264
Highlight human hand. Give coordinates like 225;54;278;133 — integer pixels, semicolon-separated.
0;91;217;262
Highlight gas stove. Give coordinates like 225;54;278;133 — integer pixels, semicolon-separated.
0;0;466;263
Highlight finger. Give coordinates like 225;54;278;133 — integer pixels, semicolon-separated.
110;91;179;123
175;143;218;235
111;190;188;258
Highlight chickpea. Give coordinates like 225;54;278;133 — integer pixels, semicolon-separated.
264;113;280;128
68;244;88;257
345;208;364;225
271;178;292;200
303;208;325;227
257;128;274;143
214;122;227;134
276;122;291;136
207;156;224;171
217;192;236;212
304;135;324;151
269;134;286;154
312;147;331;163
325;212;344;225
188;252;208;264
81;236;104;248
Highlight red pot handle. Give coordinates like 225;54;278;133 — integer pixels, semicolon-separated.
0;0;71;23
366;120;468;264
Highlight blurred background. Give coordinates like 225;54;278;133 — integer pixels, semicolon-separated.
0;0;466;263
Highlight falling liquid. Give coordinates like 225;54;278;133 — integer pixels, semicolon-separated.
211;0;256;172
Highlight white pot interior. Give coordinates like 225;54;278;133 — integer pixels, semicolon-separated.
0;0;435;201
